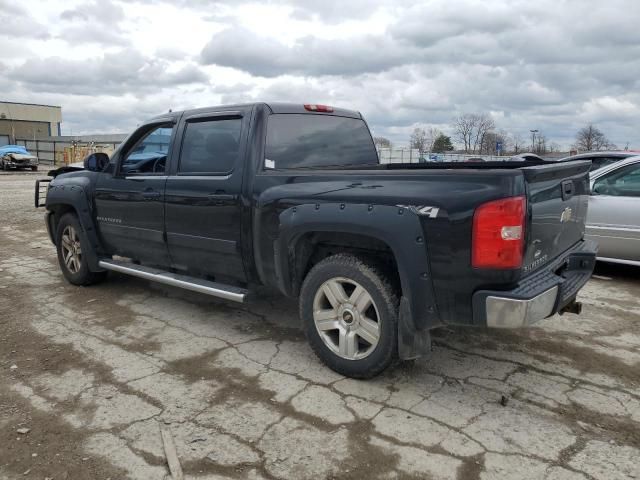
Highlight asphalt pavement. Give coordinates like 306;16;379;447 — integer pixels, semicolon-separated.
1;173;638;480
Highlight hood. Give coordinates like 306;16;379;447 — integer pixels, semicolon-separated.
48;165;85;177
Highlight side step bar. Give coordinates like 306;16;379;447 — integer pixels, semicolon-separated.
98;259;247;303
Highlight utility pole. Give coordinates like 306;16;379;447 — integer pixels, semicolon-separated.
530;129;538;153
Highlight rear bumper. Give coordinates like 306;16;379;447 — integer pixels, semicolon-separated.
472;239;597;328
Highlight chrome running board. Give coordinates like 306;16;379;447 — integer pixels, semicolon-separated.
98;259;247;303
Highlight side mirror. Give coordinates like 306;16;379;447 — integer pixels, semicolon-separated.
84;152;109;172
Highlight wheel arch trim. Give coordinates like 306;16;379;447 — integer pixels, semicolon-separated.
46;184;103;272
274;203;442;334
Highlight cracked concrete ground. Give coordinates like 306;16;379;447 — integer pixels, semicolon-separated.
0;173;639;480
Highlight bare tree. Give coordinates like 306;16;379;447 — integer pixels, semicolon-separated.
425;127;441;153
574;124;616;152
481;129;512;155
548;142;561;153
511;133;524;154
453;113;495;153
373;136;392;148
409;127;428;152
500;130;513;154
453;114;476;153
472;114;496;154
535;134;548;155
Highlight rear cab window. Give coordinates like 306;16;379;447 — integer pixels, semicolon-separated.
264;114;379;169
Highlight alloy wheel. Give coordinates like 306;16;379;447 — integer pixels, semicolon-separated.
312;277;381;360
61;225;82;274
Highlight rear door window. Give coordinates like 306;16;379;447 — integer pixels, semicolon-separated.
265;114;379;169
179;118;242;174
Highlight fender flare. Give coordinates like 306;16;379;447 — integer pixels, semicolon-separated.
46;182;103;272
275;202;440;358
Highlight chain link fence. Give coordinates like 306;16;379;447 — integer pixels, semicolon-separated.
377;148;507;164
14;139;121;167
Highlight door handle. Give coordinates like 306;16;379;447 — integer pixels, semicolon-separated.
141;190;161;200
207;193;236;202
562;180;574;200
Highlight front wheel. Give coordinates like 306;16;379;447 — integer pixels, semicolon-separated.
55;213;106;286
299;254;398;379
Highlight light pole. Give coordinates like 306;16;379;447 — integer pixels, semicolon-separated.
530;129;538;153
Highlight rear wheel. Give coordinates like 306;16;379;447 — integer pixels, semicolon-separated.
31;166;38;171
55;213;106;286
299;254;398;378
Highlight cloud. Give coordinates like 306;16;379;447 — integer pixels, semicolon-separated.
9;50;210;96
58;0;128;46
60;0;125;24
201;27;412;77
2;0;640;149
389;2;516;46
56;24;130;46
0;1;49;39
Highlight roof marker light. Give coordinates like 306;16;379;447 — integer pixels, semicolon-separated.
304;104;334;113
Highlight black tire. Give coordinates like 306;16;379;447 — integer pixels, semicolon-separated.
31;166;38;171
55;213;106;286
299;254;399;379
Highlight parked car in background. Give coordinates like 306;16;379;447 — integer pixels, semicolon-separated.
586;155;640;266
560;151;638;172
509;153;545;162
0;145;39;171
418;153;442;163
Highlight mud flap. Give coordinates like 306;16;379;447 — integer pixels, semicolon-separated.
398;296;432;360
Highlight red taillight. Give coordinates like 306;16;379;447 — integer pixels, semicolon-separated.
304;104;334;113
472;196;526;269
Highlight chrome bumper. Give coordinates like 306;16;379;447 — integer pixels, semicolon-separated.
485;286;558;328
472;240;597;328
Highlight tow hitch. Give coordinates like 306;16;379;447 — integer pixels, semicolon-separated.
559;299;582;315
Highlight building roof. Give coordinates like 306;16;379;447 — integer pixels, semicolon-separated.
0;100;62;109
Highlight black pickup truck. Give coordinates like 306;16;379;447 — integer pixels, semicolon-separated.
36;102;597;378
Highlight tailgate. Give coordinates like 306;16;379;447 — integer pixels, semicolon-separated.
521;160;591;273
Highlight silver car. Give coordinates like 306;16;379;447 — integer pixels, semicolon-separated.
561;151;639;171
586;155;640;266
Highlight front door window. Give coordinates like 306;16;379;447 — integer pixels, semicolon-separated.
121;125;174;175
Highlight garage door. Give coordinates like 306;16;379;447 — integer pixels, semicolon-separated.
0;135;9;146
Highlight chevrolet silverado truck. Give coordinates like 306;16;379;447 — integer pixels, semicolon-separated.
35;103;597;378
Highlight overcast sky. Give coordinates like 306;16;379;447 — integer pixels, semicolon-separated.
1;0;639;148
